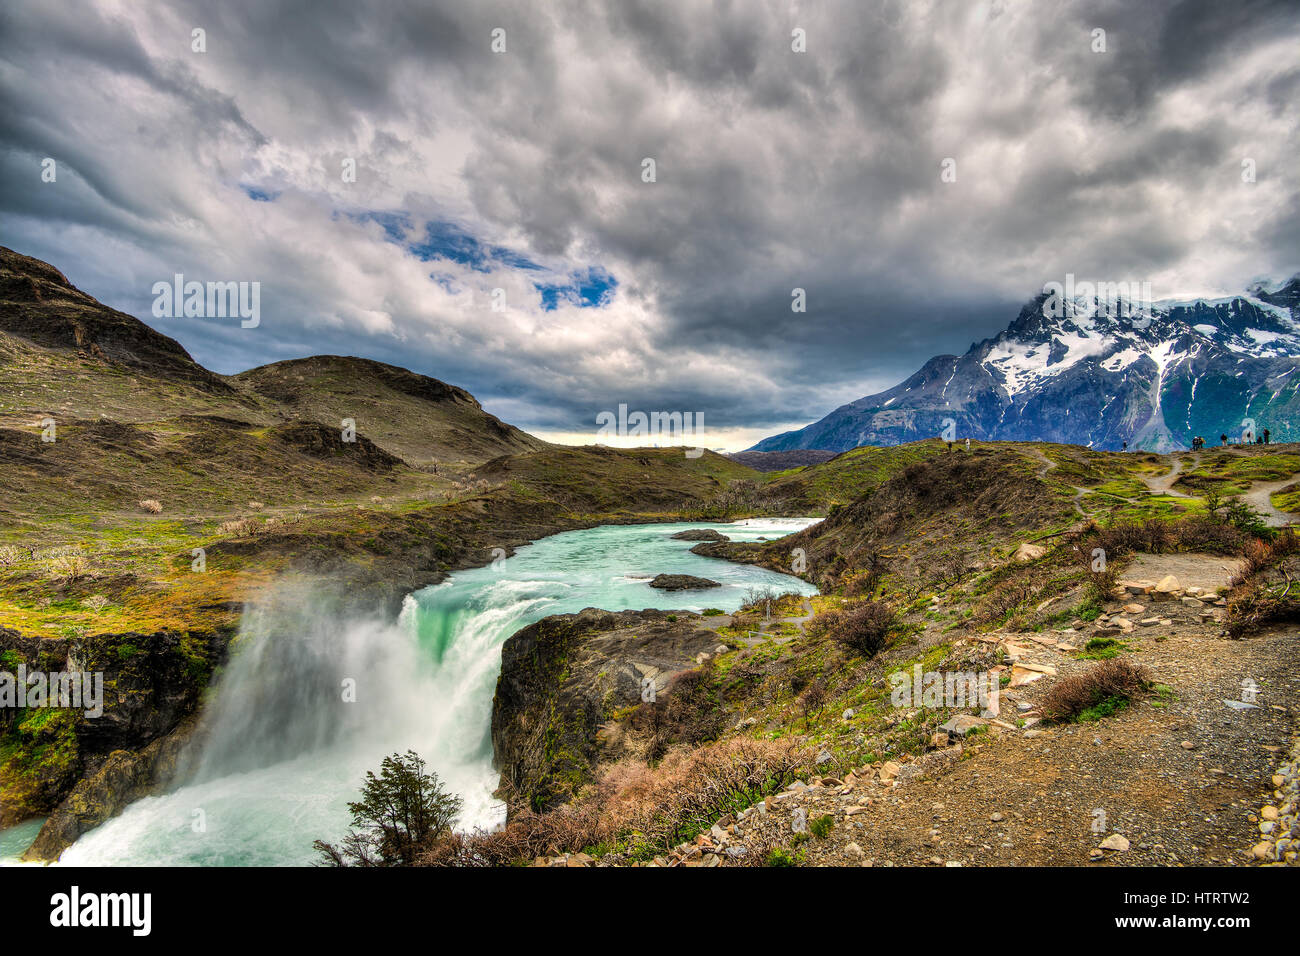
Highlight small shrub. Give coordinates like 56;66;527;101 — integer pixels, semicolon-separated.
807;600;895;657
1221;498;1272;539
421;804;606;867
217;517;260;537
1225;582;1300;637
798;678;828;728
315;751;462;866
1041;658;1151;723
1078;636;1126;660
809;814;834;839
635;668;725;760
0;545;27;568
138;499;163;514
46;547;89;582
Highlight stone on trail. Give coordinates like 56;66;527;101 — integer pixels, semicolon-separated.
940;714;987;737
791;807;808;834
1099;833;1130;852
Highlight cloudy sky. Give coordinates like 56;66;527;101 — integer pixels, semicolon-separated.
2;0;1298;449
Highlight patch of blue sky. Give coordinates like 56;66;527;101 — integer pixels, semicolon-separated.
242;185;281;202
534;266;618;311
348;212;614;308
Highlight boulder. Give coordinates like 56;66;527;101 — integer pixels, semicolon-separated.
1151;575;1181;602
648;573;721;591
669;529;730;542
1014;543;1046;562
877;761;902;783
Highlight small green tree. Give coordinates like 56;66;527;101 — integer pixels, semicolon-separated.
314;750;462;866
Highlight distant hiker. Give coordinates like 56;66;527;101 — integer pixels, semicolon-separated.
965;438;970;452
1122;441;1127;452
1220;433;1228;446
1264;428;1271;445
1257;435;1264;444
947;441;953;451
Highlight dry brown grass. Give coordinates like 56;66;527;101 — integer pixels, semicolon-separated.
1231;531;1300;587
600;737;808;856
217;517;261;537
138;498;162;514
421;737;808;866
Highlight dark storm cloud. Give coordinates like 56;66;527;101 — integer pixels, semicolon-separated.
0;0;1296;448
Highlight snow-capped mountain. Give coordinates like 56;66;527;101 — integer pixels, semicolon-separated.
751;277;1300;453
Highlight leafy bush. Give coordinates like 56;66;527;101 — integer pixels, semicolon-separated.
765;846;798;867
315;751;462;866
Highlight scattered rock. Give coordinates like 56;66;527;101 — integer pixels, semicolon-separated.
1099;833;1131;852
940;714;987;737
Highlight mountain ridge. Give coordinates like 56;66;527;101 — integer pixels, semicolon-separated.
0;245;543;467
752;278;1300;454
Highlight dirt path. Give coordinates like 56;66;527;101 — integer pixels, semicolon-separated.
1243;477;1295;528
662;555;1300;868
1143;453;1195;497
1024;448;1090;517
724;596;817;647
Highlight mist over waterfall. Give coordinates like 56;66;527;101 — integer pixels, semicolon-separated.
58;519;818;866
183;586;440;782
61;581;476;866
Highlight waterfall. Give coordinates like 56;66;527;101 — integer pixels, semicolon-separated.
53;519;819;866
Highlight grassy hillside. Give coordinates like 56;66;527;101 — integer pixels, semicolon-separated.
0;246;544;471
